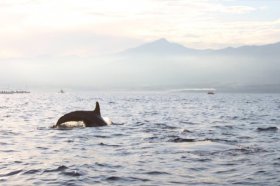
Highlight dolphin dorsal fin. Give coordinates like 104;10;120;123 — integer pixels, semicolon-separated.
94;101;101;116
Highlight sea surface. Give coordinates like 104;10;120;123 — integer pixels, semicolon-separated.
0;91;279;185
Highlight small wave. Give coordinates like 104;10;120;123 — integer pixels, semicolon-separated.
135;121;145;126
0;142;9;145
56;165;68;171
95;163;122;169
168;137;196;143
99;142;120;147
23;169;42;175
44;166;82;177
112;133;125;137
1;150;16;153
220;116;239;120
36;146;48;150
111;122;125;125
62;170;82;177
215;168;237;174
180;129;192;133
154;123;178;129
142;135;169;143
212;125;234;129
180;121;199;125
0;170;22;177
43;165;68;173
239;136;252;140
145;171;170;175
169;181;189;185
105;176;150;182
273;162;280;166
95;135;110;138
205;138;238;144
0;106;9;109
1;131;20;136
220;146;267;156
256;127;278;132
142;111;159;116
37;127;50;130
106;176;121;181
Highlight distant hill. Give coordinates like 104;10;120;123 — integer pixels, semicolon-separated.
120;38;205;56
111;38;280;92
119;38;280;57
2;38;279;92
217;42;280;57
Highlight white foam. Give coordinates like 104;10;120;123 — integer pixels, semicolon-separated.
102;117;112;125
59;121;85;128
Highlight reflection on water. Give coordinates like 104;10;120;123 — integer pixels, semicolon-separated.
0;91;279;185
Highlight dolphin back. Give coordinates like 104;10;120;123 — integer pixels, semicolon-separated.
55;110;107;127
54;102;108;127
56;111;89;125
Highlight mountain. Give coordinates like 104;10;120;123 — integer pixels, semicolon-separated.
120;38;280;57
218;42;280;57
3;38;279;92
110;38;280;92
120;38;204;56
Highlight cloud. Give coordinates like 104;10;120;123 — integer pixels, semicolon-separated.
153;0;257;15
0;0;279;58
220;5;256;14
0;30;141;59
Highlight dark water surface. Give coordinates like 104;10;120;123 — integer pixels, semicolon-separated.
0;91;279;185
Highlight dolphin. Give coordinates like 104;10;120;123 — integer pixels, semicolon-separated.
54;102;109;127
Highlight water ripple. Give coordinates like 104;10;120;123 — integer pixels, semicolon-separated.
0;92;279;185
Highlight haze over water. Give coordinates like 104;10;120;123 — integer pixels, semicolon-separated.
0;91;279;185
1;0;280;92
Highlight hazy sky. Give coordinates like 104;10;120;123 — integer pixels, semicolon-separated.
1;0;280;58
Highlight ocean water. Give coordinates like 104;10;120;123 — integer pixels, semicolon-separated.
0;91;279;185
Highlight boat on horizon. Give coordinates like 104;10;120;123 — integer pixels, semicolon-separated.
207;91;215;95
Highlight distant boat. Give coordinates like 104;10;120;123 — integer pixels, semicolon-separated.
59;90;65;93
207;91;215;95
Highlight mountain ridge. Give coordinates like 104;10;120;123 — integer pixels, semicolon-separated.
119;38;280;56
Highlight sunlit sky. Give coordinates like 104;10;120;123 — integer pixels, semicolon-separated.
1;0;280;58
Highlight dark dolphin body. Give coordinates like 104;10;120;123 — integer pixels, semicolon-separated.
55;102;108;127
